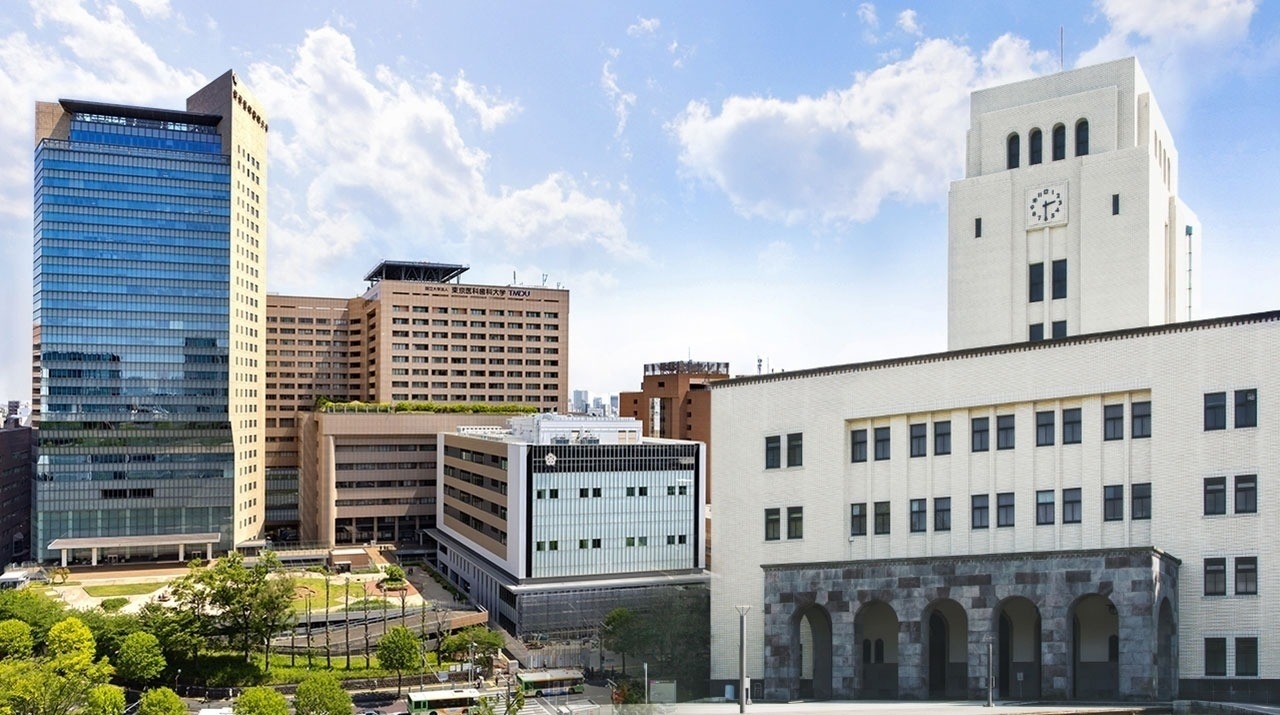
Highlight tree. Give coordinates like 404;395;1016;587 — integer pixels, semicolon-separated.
232;686;289;715
136;687;186;715
75;609;139;662
85;684;126;715
0;588;65;648
440;626;504;675
0;617;114;715
115;632;166;685
136;602;205;665
292;673;351;715
170;552;295;665
47;617;97;661
0;619;33;659
376;626;419;696
602;608;647;676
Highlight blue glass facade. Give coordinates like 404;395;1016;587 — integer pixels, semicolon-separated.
33;109;235;561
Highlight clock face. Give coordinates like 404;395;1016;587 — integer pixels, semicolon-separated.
1026;184;1067;227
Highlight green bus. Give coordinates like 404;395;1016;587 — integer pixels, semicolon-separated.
406;688;482;715
515;669;585;697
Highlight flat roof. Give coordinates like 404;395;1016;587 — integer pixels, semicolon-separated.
59;99;223;127
364;260;469;284
47;533;222;550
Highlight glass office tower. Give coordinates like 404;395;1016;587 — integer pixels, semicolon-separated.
33;73;268;564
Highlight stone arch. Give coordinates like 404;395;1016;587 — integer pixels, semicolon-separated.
1068;593;1118;699
922;598;968;699
854;600;899;699
1156;597;1177;700
791;602;833;700
992;595;1041;699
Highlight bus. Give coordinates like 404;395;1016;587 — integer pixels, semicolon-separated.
515;669;586;697
406;688;482;715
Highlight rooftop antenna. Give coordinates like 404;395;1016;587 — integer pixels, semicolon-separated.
541;273;548;286
757;357;762;375
512;271;517;285
1059;26;1064;71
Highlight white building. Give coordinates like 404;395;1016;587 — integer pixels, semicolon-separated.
710;57;1275;704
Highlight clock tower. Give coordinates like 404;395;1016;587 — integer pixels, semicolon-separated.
946;57;1201;350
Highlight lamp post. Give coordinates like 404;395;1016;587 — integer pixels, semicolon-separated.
985;634;994;707
735;605;751;714
345;577;352;669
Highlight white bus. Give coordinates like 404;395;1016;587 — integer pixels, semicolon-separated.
516;669;586;697
406;688;482;715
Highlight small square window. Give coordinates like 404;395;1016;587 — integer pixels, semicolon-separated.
1235;389;1257;428
1131;401;1151;438
1103;404;1124;441
910;498;927;532
874;501;891;535
851;429;868;463
934;421;951;455
1062;408;1082;444
1035;411;1055;446
972;417;989;452
1051;320;1067;339
910;424;927;457
1029;323;1044;342
1204;392;1227;430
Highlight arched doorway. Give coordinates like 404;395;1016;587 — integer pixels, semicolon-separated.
1156;598;1177;700
922;599;969;698
1069;594;1118;699
993;596;1041;699
854;600;899;699
793;604;833;700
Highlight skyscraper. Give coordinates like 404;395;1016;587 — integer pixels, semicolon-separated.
32;71;267;564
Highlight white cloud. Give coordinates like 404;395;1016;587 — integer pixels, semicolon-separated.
126;0;170;19
897;9;921;36
757;240;796;275
627;17;660;37
451;71;521;131
670;34;1052;226
856;3;878;28
600;59;636;138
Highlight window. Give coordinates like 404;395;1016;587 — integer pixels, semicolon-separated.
1204;477;1227;515
1036;411;1055;446
1131;482;1151;520
1029;128;1043;164
1052;320;1066;339
971;495;989;529
874;427;891;460
1075;119;1089;156
1236;556;1258;595
997;492;1015;527
874;501;891;535
850;503;866;536
786;433;803;467
1052;259;1067;300
1029;263;1044;302
851;429;868;462
1204;392;1227;430
910;499;927;532
1235;389;1257;428
1036;490;1055;525
1029;323;1044;342
1103;404;1124;441
1112;193;1120;215
1007;133;1020;170
1052;123;1066;161
1204;638;1227;676
934;497;951;531
764;508;780;541
910;424;927;457
1204;558;1226;596
787;506;804;539
1063;488;1082;524
934;421;951;455
1236;475;1257;514
1063;408;1082;444
1104;485;1124;521
765;436;781;469
972;418;989;452
1236;638;1259;677
1131;401;1151;438
975;217;982;238
996;415;1015;450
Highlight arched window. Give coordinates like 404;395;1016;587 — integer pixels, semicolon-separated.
874;638;885;663
862;639;872;663
1006;133;1020;170
1052;124;1066;161
1075;119;1089;156
1029;128;1043;165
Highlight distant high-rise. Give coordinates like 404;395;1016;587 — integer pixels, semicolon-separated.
32;71;267;564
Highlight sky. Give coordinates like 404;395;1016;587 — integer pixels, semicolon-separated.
1;0;1278;403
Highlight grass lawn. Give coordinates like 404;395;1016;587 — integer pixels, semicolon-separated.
289;577;363;611
82;582;164;597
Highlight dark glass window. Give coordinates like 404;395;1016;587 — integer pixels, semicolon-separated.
934;497;951;531
1236;475;1257;514
1235;389;1257;428
1029;262;1044;302
1063;488;1082;524
1112;193;1120;215
910;423;927;457
1131;401;1151;438
1036;411;1055;446
1204;477;1227;515
1052;123;1066;160
1204;392;1227;430
972;418;989;452
1132;482;1151;520
1029;128;1043;164
996;415;1015;450
1036;490;1055;525
1237;638;1259;677
786;433;803;467
874;427;891;460
764;508;780;541
1029;323;1044;342
975;217;982;238
765;436;780;469
1075;119;1089;156
1204;558;1226;596
971;494;989;529
1204;638;1226;676
874;501;891;535
1236;556;1257;595
1052;320;1067;339
997;492;1015;527
1063;408;1082;444
934;421;951;455
786;506;803;539
1103;404;1124;441
910;498;927;532
1052;259;1067;300
851;429;868;463
1104;485;1124;521
1007;133;1020;170
850;503;866;536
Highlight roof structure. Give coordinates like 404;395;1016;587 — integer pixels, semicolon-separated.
59;99;222;127
363;260;470;284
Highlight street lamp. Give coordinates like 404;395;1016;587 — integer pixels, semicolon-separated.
735;605;751;714
985;632;995;707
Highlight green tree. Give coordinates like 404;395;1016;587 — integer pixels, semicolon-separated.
376;626;420;696
383;565;406;586
0;588;66;648
170;552;295;665
0;618;34;659
75;609;140;662
292;673;351;715
636;588;709;700
0;617;115;715
440;626;504;675
115;631;166;685
136;602;206;664
232;686;289;715
602;608;647;676
85;684;126;715
46;617;96;661
136;687;185;715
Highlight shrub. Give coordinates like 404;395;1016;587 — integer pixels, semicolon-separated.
99;598;129;613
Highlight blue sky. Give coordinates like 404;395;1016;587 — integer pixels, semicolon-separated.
1;0;1278;402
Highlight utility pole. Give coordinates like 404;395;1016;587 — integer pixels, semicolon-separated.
345;577;352;669
324;571;332;668
736;605;751;713
305;594;313;669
